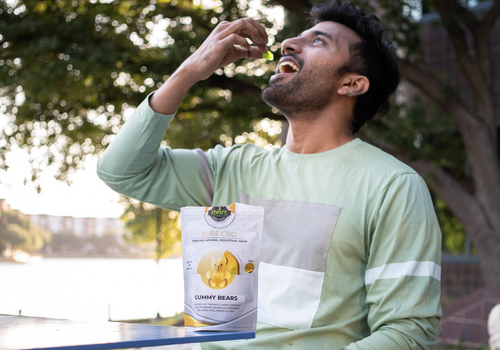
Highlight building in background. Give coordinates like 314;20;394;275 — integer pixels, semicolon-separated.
28;214;124;238
1;198;125;238
1;197;156;258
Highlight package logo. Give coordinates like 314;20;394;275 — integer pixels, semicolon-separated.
208;206;231;222
205;204;236;228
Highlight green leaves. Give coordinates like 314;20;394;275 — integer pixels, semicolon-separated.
0;0;282;186
0;210;51;253
436;198;467;254
121;200;181;258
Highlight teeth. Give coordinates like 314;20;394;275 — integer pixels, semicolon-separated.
279;61;299;73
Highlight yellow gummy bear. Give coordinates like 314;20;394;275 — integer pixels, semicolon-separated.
206;256;231;288
262;51;274;60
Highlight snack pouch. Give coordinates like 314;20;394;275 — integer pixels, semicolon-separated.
181;203;264;332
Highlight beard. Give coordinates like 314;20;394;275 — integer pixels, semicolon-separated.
261;55;339;120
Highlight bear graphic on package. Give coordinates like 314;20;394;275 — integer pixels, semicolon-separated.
206;256;231;288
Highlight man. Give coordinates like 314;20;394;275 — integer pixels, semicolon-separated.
97;1;442;349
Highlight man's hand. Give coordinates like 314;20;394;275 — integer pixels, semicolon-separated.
179;18;269;84
150;18;268;115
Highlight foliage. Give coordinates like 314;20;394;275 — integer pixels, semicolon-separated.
0;209;51;253
436;198;467;254
121;199;181;258
0;0;466;182
0;0;286;252
0;0;283;190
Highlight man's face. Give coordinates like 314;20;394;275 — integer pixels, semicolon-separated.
261;21;361;118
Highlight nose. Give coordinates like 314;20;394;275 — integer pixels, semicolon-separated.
281;37;302;55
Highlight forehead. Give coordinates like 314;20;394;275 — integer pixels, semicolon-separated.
301;21;362;47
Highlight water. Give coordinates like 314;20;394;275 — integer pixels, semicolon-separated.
0;258;184;322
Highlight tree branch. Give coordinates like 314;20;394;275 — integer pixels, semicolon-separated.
434;0;492;102
397;59;500;219
397;59;447;102
396;58;479;130
442;0;479;31
481;0;500;32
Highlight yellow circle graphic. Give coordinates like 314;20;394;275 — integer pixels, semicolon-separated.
197;251;240;289
245;263;255;273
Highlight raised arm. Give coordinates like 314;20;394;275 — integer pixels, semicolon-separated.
149;18;268;115
97;18;269;210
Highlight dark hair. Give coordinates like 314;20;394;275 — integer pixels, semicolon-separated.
310;1;400;134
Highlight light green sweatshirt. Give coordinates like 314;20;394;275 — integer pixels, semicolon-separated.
97;95;442;350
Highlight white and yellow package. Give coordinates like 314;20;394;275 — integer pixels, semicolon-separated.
181;203;264;332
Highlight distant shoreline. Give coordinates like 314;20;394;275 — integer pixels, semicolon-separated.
0;254;182;262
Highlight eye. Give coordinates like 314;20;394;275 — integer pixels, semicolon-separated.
313;38;324;44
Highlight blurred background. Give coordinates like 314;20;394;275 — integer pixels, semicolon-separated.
0;0;499;347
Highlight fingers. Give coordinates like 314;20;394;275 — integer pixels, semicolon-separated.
256;43;268;54
217;18;268;47
186;17;269;80
244;17;268;46
220;33;252;51
233;46;265;60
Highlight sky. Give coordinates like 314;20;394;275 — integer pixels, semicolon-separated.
0;79;124;218
0;144;124;218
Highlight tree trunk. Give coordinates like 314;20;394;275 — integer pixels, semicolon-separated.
474;229;500;287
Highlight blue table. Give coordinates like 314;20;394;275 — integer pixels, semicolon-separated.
0;315;255;350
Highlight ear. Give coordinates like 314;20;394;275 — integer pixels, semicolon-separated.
223;257;228;263
337;74;370;97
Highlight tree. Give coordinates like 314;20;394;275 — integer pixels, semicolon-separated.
1;0;499;286
0;0;283;256
121;199;181;259
0;0;282;190
0;209;52;254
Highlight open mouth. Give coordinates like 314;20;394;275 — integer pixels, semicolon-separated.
270;57;301;83
278;61;299;74
269;57;301;83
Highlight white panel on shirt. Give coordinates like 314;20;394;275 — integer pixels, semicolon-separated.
238;190;341;330
258;262;325;330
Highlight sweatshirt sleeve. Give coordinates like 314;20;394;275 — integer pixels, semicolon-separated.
343;173;442;350
96;93;212;211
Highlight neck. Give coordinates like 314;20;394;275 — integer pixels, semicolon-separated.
284;108;354;154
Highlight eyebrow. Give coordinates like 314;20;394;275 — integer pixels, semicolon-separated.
298;30;334;42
